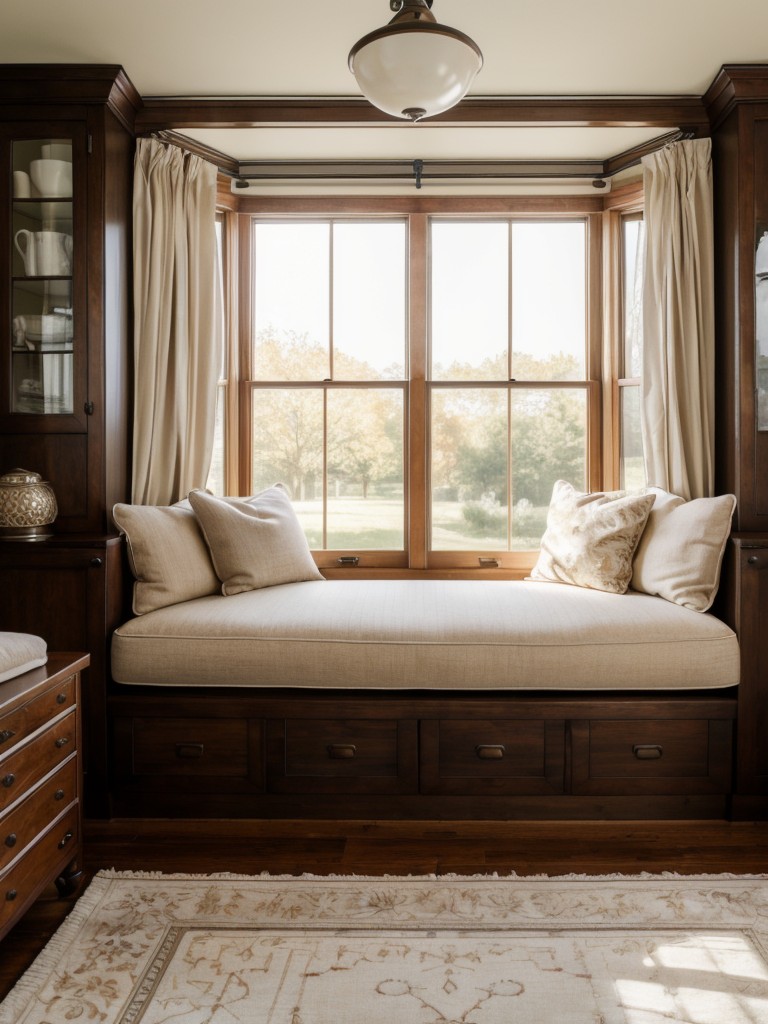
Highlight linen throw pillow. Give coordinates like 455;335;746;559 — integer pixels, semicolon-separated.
188;485;324;595
112;500;220;615
529;480;655;594
631;488;736;611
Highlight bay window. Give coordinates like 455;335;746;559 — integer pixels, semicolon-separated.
212;196;634;576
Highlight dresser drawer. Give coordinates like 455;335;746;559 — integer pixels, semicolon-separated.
0;758;77;872
0;806;79;935
131;718;249;777
420;719;566;795
268;718;418;794
0;674;76;758
0;709;77;813
571;719;734;795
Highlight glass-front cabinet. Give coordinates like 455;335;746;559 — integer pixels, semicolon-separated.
4;126;84;427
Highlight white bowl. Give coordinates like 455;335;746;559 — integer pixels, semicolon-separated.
29;159;72;197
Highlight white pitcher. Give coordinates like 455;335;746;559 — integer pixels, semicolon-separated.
14;230;73;277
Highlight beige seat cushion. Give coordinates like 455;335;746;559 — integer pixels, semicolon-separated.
631;489;736;611
112;500;220;615
529;480;656;594
0;632;47;683
188;486;323;595
112;579;739;691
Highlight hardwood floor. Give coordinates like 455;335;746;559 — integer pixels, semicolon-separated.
2;817;768;1001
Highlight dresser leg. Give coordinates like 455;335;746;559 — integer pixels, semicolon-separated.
55;859;84;898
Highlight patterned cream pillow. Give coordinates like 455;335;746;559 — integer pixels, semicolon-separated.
112;500;220;615
631;488;736;611
188;485;324;595
529;480;656;594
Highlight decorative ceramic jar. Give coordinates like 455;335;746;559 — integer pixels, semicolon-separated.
0;468;57;540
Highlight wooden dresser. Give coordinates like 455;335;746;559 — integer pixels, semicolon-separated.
0;653;88;941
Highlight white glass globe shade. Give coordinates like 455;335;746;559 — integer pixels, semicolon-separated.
350;29;483;120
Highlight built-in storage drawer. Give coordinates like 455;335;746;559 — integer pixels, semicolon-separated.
267;718;418;794
0;757;77;873
130;718;251;777
420;719;566;795
0;804;79;935
571;719;734;795
0;709;77;813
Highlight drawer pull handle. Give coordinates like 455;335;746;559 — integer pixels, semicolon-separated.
4;834;16;849
5;889;17;902
175;743;204;760
476;744;506;760
57;831;74;849
55;736;71;749
56;693;67;705
327;744;357;760
633;744;663;760
0;730;15;745
54;789;65;801
2;774;15;789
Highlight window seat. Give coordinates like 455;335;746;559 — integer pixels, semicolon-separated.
111;579;739;691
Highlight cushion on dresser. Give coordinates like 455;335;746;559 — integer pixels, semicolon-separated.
0;632;47;683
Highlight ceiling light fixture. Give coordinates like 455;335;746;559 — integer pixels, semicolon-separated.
348;0;483;122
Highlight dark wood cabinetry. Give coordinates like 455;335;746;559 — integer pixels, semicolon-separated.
0;653;87;942
0;537;122;816
0;67;136;819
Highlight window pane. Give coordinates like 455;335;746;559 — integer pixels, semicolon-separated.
431;222;508;381
333;223;406;380
620;385;645;490
512;222;585;380
253;223;329;380
251;388;324;546
327;389;404;549
510;388;587;549
431;389;508;550
623;217;645;378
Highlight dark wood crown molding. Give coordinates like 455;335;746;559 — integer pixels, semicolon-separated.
135;95;709;132
705;64;768;128
0;64;141;132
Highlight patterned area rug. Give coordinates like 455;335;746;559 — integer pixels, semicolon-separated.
3;871;768;1023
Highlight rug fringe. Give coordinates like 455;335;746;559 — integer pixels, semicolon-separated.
0;875;114;1024
94;868;768;882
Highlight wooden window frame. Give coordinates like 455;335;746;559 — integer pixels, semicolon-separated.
216;193;624;579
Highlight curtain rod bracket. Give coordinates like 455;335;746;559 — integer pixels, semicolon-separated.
413;159;424;189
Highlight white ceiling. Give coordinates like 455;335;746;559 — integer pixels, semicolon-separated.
3;0;768;184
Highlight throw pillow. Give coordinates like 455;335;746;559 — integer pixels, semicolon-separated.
188;485;324;595
112;500;220;615
631;488;736;611
529;479;656;594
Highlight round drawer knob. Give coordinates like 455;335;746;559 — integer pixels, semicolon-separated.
56;693;67;705
55;736;70;749
2;774;15;789
54;789;65;801
5;890;17;902
90;557;103;568
4;834;16;849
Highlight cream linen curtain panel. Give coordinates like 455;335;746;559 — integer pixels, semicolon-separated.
641;138;715;500
132;138;219;505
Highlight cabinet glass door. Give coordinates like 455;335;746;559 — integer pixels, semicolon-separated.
10;138;74;415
